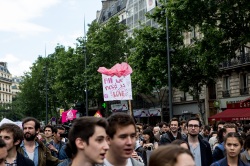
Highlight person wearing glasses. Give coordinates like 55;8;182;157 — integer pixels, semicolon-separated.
185;117;212;166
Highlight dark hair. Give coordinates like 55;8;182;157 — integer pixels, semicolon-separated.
169;117;179;126
52;126;65;133
217;128;226;144
142;129;155;144
224;132;243;147
171;139;190;150
44;125;54;132
0;138;6;148
22;117;40;130
149;144;194;166
203;125;211;132
243;124;250;133
187;117;202;127
244;135;250;150
217;121;225;127
0;123;23;148
158;122;168;128
106;113;135;138
180;120;186;126
65;117;108;157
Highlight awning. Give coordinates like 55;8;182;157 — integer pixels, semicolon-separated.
208;108;250;121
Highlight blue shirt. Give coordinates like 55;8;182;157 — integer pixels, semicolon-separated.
20;141;39;166
50;141;68;160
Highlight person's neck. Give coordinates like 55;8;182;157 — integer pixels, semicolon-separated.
188;135;199;144
53;138;60;144
171;130;178;136
24;139;36;147
227;155;238;166
106;150;128;166
6;147;17;163
71;154;92;166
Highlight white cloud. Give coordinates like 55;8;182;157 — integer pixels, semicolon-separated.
0;0;61;33
9;60;32;77
0;53;19;63
49;31;82;48
0;53;31;77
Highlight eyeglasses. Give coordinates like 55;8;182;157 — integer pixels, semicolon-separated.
188;124;200;128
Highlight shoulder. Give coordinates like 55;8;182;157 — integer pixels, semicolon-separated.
199;138;210;148
131;158;144;166
17;152;34;166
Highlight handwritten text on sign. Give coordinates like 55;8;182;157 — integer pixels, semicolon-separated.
102;74;132;101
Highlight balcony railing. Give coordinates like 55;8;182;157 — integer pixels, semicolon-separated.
220;53;250;68
0;76;12;83
240;87;249;95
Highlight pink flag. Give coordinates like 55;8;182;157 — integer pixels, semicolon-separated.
61;110;78;123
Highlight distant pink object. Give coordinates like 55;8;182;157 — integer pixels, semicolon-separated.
61;110;78;123
97;62;133;77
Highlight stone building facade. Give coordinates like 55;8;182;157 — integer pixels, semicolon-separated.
0;62;12;104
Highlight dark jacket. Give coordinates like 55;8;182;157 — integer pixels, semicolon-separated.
159;131;184;145
212;142;225;162
210;157;250;166
16;151;35;166
186;136;213;166
18;139;61;166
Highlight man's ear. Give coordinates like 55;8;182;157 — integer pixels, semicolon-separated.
14;140;21;146
75;138;86;150
106;136;111;146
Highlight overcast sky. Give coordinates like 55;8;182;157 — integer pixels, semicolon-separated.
0;0;102;77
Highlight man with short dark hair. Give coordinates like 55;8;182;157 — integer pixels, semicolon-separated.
65;116;109;166
0;138;7;166
47;126;67;160
44;125;54;144
0;123;34;166
200;125;211;142
186;117;212;166
159;118;184;145
17;117;60;166
105;112;144;166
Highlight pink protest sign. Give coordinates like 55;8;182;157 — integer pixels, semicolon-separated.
97;62;133;101
61;109;78;123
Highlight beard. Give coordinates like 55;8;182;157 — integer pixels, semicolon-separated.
24;132;37;141
188;133;199;137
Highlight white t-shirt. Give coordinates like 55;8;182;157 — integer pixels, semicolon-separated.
104;158;133;166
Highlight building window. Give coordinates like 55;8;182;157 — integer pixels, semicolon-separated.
240;73;249;95
223;76;230;97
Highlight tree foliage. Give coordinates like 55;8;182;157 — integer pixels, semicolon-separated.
85;17;131;101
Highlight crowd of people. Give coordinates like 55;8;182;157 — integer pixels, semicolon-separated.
0;113;249;166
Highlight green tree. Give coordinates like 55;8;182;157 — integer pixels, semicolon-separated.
132;0;249;122
84;17;131;109
15;57;47;120
128;25;168;121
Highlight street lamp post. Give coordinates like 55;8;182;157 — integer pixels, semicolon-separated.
44;46;48;124
165;2;173;119
45;63;48;124
83;17;89;116
83;40;88;116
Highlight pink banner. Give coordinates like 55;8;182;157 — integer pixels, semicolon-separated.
61;110;78;123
